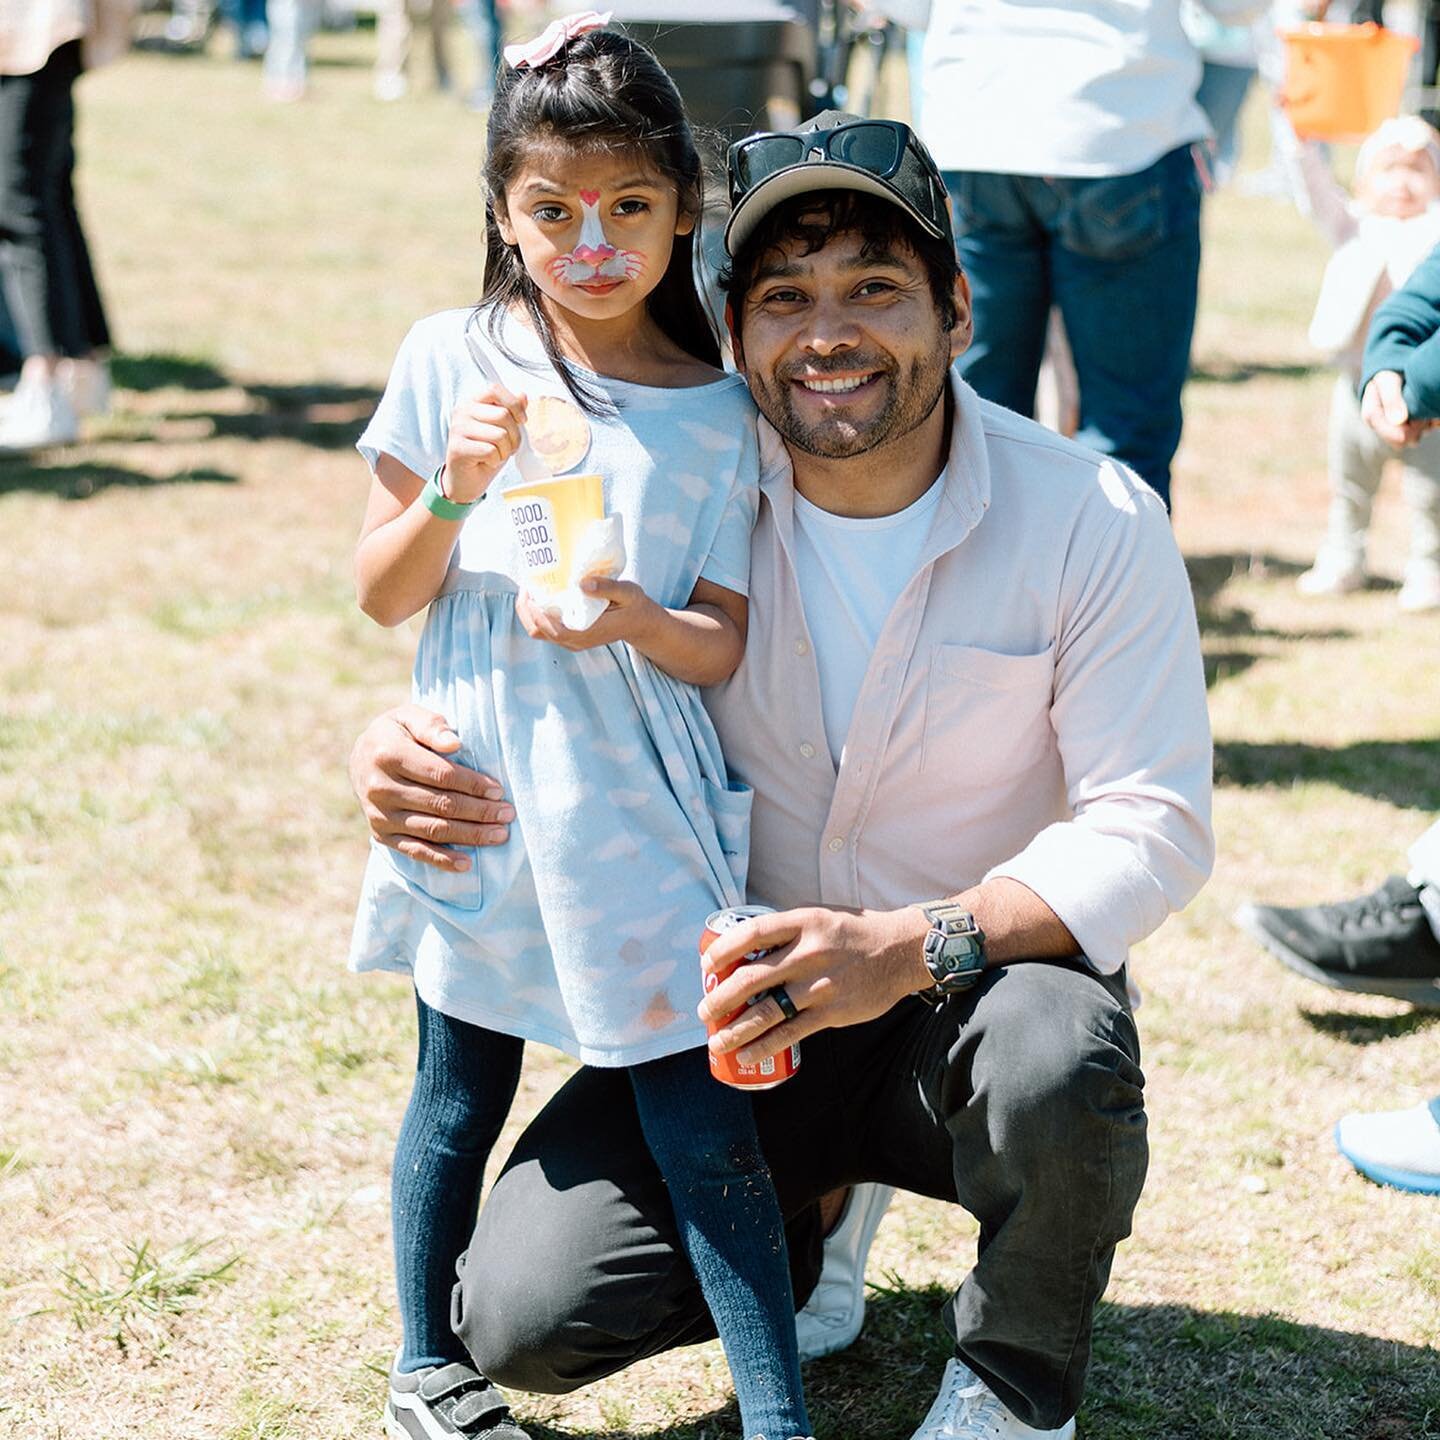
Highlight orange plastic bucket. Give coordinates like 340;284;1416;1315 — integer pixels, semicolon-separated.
1279;22;1419;142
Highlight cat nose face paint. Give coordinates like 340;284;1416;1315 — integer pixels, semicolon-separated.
549;189;646;287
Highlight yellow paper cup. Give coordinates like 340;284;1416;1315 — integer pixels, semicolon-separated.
503;473;605;602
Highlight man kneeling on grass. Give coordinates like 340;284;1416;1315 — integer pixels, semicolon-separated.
352;113;1214;1440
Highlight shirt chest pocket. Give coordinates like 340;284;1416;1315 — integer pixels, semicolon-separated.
920;642;1056;778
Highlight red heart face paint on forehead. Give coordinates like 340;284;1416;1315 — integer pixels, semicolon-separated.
579;189;601;206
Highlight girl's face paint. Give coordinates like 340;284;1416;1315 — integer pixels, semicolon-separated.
497;151;693;319
547;188;645;285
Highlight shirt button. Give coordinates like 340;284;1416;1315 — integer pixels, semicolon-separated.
827;836;845;853
794;639;809;655
799;741;815;759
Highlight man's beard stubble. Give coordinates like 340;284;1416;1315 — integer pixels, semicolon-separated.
756;346;952;460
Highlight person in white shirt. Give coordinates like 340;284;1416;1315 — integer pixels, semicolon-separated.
348;114;1214;1440
920;0;1265;510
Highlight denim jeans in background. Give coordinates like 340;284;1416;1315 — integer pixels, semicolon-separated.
945;143;1204;509
226;0;269;54
459;0;503;102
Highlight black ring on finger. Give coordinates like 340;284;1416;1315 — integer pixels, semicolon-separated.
768;985;800;1022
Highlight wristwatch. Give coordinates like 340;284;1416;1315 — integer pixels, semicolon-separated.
917;902;986;1004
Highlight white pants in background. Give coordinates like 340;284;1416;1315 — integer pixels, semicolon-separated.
1317;373;1440;580
264;0;321;91
375;0;453;91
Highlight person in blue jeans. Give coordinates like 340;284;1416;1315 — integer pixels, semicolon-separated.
229;0;268;57
918;0;1257;509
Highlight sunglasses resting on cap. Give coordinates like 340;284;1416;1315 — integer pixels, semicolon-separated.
724;112;952;256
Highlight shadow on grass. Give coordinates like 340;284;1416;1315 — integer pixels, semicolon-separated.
111;353;231;392
521;1287;1440;1440
1190;359;1328;386
109;351;382;450
0;460;237;499
202;383;381;449
1301;1007;1440;1043
1187;552;1356;691
1084;1300;1440;1440
1214;739;1440;811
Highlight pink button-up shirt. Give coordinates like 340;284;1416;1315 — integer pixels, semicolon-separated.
704;373;1214;973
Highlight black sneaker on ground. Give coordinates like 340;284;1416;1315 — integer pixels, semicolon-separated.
386;1360;532;1440
1235;875;1440;1007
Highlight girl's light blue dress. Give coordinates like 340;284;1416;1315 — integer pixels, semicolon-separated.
349;307;760;1066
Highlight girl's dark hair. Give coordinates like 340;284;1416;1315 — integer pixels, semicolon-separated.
479;28;720;413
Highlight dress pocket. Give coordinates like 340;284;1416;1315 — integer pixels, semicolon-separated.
701;776;754;898
920;642;1056;778
383;833;485;911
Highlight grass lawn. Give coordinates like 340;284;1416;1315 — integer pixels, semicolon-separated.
2;28;1438;1440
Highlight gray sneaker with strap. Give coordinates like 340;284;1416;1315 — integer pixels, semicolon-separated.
385;1359;531;1440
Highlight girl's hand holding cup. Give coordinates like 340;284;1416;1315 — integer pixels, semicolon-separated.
516;575;659;652
443;385;528;503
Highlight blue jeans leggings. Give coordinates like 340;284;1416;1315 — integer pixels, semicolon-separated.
945;143;1203;509
392;991;809;1440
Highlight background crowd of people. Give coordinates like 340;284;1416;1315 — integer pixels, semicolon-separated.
3;1;1438;1434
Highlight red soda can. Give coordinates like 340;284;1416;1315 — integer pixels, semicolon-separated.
700;904;801;1090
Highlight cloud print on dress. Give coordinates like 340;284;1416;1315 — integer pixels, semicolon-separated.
607;787;653;809
643;513;691;546
669;471;715;502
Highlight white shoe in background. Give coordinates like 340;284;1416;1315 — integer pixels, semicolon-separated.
1297;549;1366;596
1335;1099;1440;1194
794;1182;894;1361
59;357;111;420
910;1358;1076;1440
1398;561;1440;613
374;71;408;102
0;377;78;451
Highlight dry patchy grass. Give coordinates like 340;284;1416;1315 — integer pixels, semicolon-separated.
1;35;1437;1440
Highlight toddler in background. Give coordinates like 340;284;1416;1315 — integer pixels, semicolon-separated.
1294;116;1440;611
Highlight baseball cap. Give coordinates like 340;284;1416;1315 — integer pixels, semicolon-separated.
723;111;951;257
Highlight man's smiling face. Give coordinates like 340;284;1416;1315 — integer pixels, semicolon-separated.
732;220;970;460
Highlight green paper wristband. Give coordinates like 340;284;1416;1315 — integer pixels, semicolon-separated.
421;466;478;521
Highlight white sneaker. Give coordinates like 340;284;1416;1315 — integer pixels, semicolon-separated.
794;1182;894;1361
374;71;408;102
911;1358;1076;1440
0;377;78;451
58;358;110;420
1335;1099;1440;1194
1398;563;1440;613
1297;551;1366;596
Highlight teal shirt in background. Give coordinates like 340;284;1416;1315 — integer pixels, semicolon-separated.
1362;244;1440;420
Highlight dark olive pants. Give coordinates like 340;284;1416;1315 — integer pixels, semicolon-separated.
453;959;1148;1431
0;41;109;361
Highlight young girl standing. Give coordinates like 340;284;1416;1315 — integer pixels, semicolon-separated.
349;17;812;1440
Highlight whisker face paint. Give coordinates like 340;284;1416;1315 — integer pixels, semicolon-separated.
549;188;646;286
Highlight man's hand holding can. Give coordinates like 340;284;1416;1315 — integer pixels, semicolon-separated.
699;906;800;1088
699;903;937;1065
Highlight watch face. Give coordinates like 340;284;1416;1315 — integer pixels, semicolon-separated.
924;913;983;993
